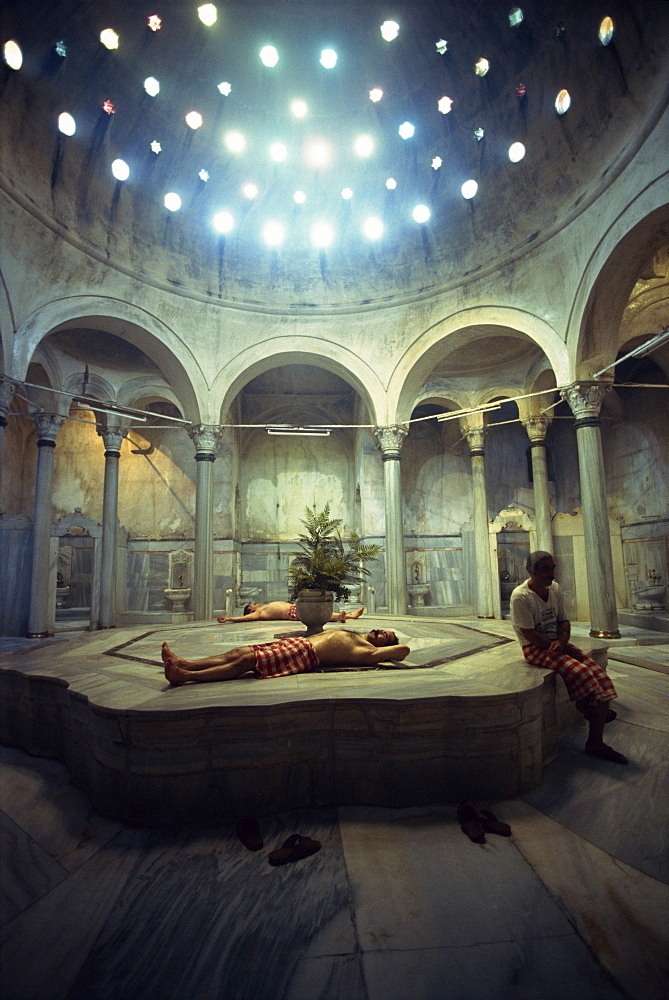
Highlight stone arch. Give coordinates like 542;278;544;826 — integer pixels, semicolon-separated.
213;338;387;426
389;307;570;424
12;296;205;423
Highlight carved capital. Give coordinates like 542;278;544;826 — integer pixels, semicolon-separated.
0;380;16;416
31;412;65;442
374;424;407;457
97;425;127;452
188;423;219;454
521;414;550;443
461;425;487;453
561;382;609;421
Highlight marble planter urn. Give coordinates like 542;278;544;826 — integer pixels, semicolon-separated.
295;589;334;635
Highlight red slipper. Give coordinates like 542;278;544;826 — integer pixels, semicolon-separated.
479;809;512;837
585;743;628;765
268;833;321;866
457;801;485;843
236;817;263;851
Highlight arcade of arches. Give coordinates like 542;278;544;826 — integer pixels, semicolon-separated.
1;1;668;639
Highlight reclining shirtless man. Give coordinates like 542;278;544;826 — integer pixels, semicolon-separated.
162;628;409;685
217;600;364;625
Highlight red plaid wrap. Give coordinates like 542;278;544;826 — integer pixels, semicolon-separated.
521;644;617;704
287;604;299;621
251;637;319;678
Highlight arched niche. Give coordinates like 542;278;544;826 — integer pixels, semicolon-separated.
51;511;103;632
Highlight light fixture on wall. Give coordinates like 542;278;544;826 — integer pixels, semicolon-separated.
267;426;331;436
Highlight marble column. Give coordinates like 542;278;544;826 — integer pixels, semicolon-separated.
189;425;219;621
521;414;554;553
562;382;620;638
97;424;127;629
461;417;494;618
0;381;16;503
374;425;407;616
27;413;65;637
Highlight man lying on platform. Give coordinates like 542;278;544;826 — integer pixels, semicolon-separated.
162;628;409;685
510;550;627;764
217;600;364;625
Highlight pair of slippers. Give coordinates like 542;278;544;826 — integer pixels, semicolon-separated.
236;818;321;866
457;802;512;844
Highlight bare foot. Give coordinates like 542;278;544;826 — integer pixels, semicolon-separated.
162;642;190;686
585;741;628;764
349;606;365;620
333;610;346;622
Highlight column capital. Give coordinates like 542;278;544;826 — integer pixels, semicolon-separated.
0;380;16;417
97;425;127;452
188;423;219;455
31;412;65;443
521;414;551;443
374;424;407;458
561;381;609;422
461;423;488;454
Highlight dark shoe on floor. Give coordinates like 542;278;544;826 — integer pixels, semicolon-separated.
268;833;321;866
457;801;485;843
479;809;512;837
585;742;628;764
236;817;263;851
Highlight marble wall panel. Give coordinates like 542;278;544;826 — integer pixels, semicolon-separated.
621;518;669;609
0;523;32;635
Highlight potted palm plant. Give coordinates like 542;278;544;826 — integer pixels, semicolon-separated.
288;504;381;634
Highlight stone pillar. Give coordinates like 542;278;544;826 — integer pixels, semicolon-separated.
521;414;554;553
0;381;16;502
189;425;219;621
461;417;494;618
97;424;127;629
562;382;620;638
374;425;407;616
27;413;65;637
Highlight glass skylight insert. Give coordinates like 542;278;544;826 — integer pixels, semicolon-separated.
242;183;258;199
293;190;306;204
363;217;384;240
320;49;337;69
185;111;203;130
164;192;182;212
213;210;234;233
111;159;129;181
508;142;525;162
269;142;288;163
291;99;308;117
399;122;415;139
55;41;67;58
474;128;485;141
102;100;115;114
151;140;162;154
218;82;232;96
461;180;478;199
260;46;279;68
432;157;442;170
144;77;160;97
380;21;399;42
341;187;353;200
225;131;246;153
438;96;453;114
354;135;374;157
311;222;334;248
412;205;430;223
147;15;162;32
198;5;217;27
307;141;331;167
385;177;397;190
199;169;209;181
436;39;448;55
369;88;383;103
100;29;119;50
475;58;489;76
58;113;76;136
263;221;285;247
508;8;524;27
599;17;615;45
555;89;571;114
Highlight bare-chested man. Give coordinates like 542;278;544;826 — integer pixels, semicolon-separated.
162;628;409;685
217;600;364;625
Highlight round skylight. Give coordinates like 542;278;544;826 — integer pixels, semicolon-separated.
151;140;162;154
111;159;130;181
213;210;234;233
369;88;383;103
58;112;76;136
555;89;571;114
399;122;415;140
508;142;526;162
385;178;397;190
508;8;524;27
3;40;22;70
311;222;334;248
438;96;453;114
293;190;306;204
144;77;160;97
100;29;119;50
225;131;246;153
412;204;430;223
363;217;384;240
306;141;331;168
218;82;232;96
197;5;217;27
290;99;308;118
269;142;288;163
354;135;374;157
185;111;203;130
475;58;489;77
341;187;353;200
432;157;442;170
260;46;279;68
599;17;615;45
242;183;258;199
461;180;478;199
320;49;337;69
164;192;182;211
380;21;399;42
263;221;285;247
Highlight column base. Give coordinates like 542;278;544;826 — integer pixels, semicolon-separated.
589;629;621;639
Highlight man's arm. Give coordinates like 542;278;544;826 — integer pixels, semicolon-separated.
359;644;411;664
217;611;263;623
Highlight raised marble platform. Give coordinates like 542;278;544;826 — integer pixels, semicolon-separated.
0;618;608;825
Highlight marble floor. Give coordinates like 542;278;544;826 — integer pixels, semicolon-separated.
1;622;667;1000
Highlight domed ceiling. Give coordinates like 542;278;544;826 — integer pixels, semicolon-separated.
1;0;668;310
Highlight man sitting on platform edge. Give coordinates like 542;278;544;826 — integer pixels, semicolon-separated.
510;550;627;764
217;600;365;625
162;628;410;685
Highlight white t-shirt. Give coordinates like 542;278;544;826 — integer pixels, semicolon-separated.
510;580;566;644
